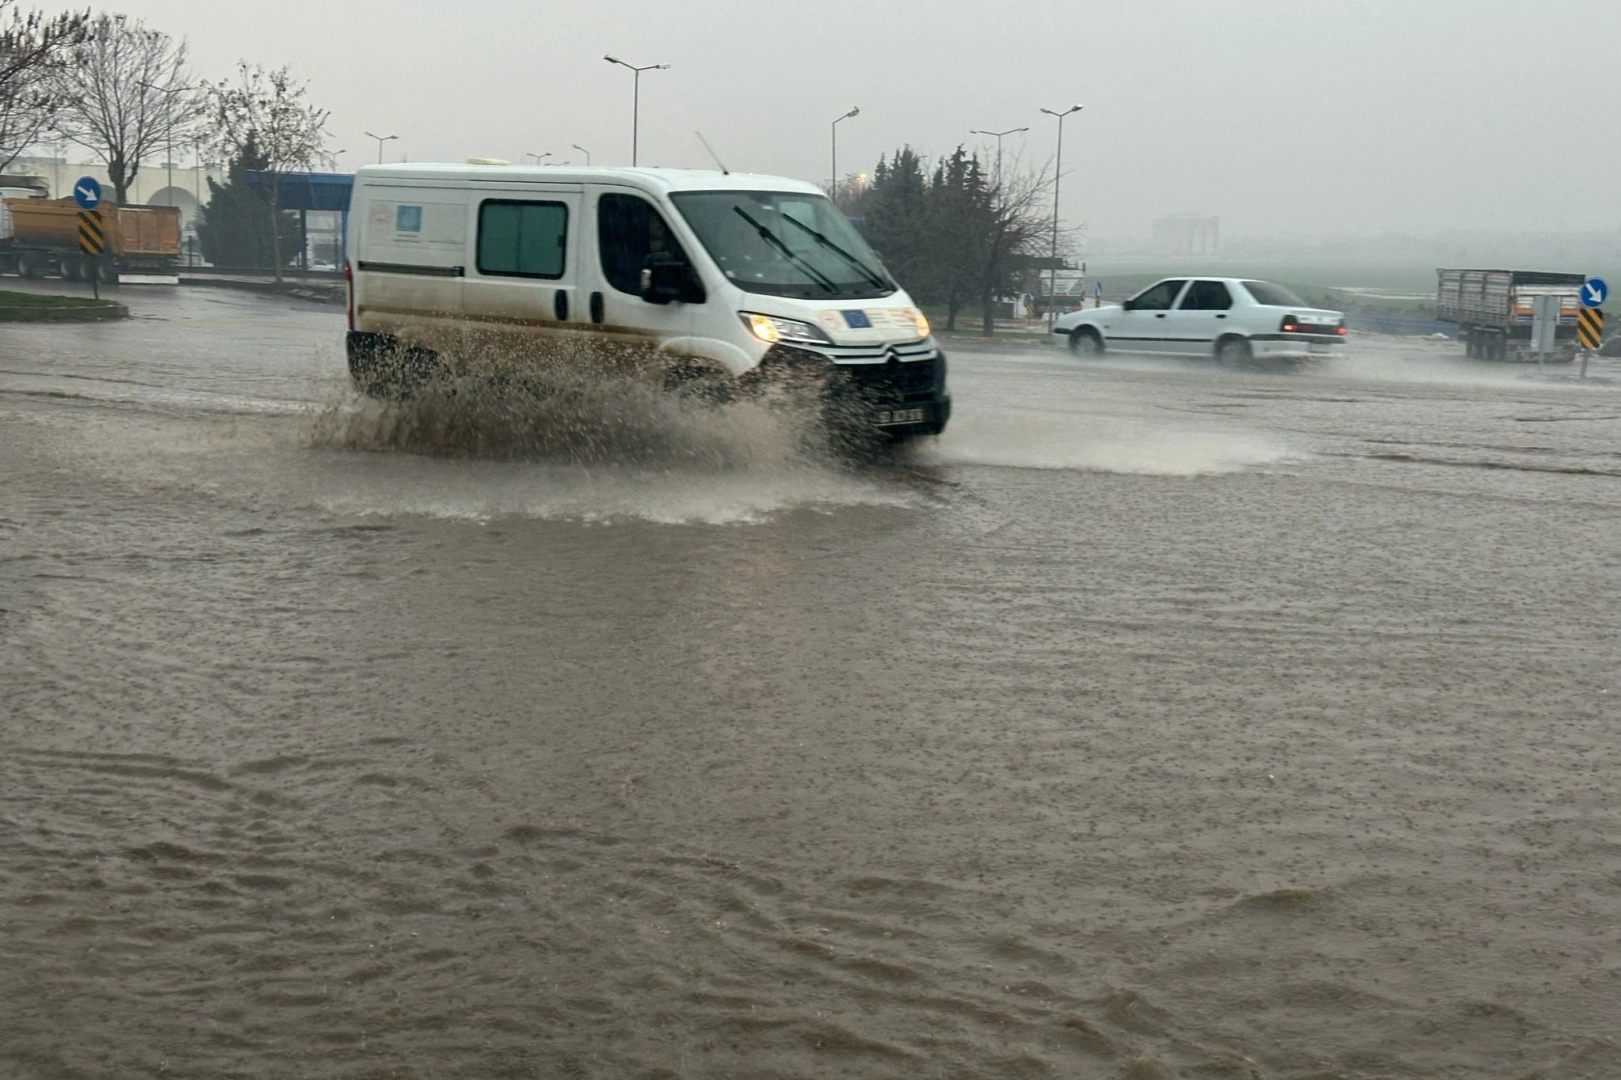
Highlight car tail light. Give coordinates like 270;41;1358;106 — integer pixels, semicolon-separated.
1337;323;1348;335
344;260;354;331
1280;315;1301;333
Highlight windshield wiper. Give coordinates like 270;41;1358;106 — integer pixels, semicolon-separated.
732;206;838;294
779;213;891;291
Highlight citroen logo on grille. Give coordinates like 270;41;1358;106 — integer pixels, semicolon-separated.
883;346;900;364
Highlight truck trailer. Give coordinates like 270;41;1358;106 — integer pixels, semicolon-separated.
0;195;182;284
1436;269;1584;362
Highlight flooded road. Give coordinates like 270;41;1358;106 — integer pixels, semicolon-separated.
2;286;1618;1079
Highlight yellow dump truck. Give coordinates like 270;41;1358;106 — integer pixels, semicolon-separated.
0;196;182;283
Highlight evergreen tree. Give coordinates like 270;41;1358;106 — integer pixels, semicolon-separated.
193;137;294;269
849;147;932;303
853;144;1056;334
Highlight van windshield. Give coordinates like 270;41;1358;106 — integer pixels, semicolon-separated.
671;191;897;301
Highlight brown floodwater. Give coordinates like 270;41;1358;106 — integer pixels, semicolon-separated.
2;285;1618;1079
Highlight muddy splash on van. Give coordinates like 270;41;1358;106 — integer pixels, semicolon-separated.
309;335;846;470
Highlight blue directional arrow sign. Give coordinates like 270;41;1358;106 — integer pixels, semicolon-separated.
1095;281;1103;299
72;176;102;211
1581;277;1607;309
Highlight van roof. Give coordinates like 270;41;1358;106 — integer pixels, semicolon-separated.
354;163;825;197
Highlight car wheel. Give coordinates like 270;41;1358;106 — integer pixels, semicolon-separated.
1215;336;1251;368
1068;327;1104;357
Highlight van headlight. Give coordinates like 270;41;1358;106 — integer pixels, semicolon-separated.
742;313;832;345
905;307;930;338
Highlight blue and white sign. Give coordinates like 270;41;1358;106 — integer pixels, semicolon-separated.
1095;281;1103;300
71;176;102;211
1581;277;1607;309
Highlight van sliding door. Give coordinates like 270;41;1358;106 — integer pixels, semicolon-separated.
462;189;581;348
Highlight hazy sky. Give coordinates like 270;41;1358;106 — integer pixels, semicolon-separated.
83;0;1621;241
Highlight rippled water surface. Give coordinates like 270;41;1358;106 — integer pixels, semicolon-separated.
2;285;1619;1079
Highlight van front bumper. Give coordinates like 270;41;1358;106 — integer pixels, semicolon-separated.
761;341;951;437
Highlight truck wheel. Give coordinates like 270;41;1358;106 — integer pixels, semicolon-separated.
16;252;42;279
61;256;82;283
96;259;119;286
1068;327;1104;357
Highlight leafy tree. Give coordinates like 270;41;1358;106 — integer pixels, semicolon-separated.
206;63;329;280
0;1;89;174
193;137;294;268
54;13;200;205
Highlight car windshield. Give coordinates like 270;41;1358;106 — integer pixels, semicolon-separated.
671;190;897;301
1242;280;1308;307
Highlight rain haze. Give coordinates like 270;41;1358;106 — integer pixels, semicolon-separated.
4;1;1621;1079
95;0;1621;240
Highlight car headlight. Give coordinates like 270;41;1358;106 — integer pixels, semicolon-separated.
904;307;930;339
741;313;831;345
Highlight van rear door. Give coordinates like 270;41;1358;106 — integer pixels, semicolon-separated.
355;187;470;335
462;186;580;344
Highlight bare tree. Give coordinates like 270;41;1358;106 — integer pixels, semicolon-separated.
0;1;88;175
54;13;198;205
974;153;1057;336
207;62;329;281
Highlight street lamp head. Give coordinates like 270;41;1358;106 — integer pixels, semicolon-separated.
847;106;860;119
604;55;621;65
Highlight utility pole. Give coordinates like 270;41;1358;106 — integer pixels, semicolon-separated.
1039;104;1082;329
604;57;668;166
573;144;592;166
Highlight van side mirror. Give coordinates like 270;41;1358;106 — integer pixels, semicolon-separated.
640;252;702;305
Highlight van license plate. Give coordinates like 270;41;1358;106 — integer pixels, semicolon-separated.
877;407;925;426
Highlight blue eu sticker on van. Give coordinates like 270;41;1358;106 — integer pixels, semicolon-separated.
842;310;872;329
396;205;423;233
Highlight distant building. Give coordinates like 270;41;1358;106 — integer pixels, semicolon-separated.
1152;214;1220;255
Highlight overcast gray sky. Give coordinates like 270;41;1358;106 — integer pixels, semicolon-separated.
90;0;1621;241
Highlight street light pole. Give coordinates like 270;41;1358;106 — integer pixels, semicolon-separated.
1039;104;1082;329
524;152;552;165
364;131;399;164
604;57;668;166
140;79;196;207
969;126;1028;190
573;144;592;166
830;107;859;206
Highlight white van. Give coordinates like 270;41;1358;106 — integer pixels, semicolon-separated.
345;164;950;437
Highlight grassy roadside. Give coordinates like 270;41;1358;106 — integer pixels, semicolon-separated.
0;289;128;322
0;290;111;308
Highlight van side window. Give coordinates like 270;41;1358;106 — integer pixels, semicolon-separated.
598;193;688;296
477;200;568;278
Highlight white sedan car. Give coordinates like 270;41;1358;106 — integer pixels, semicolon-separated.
1053;277;1347;364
